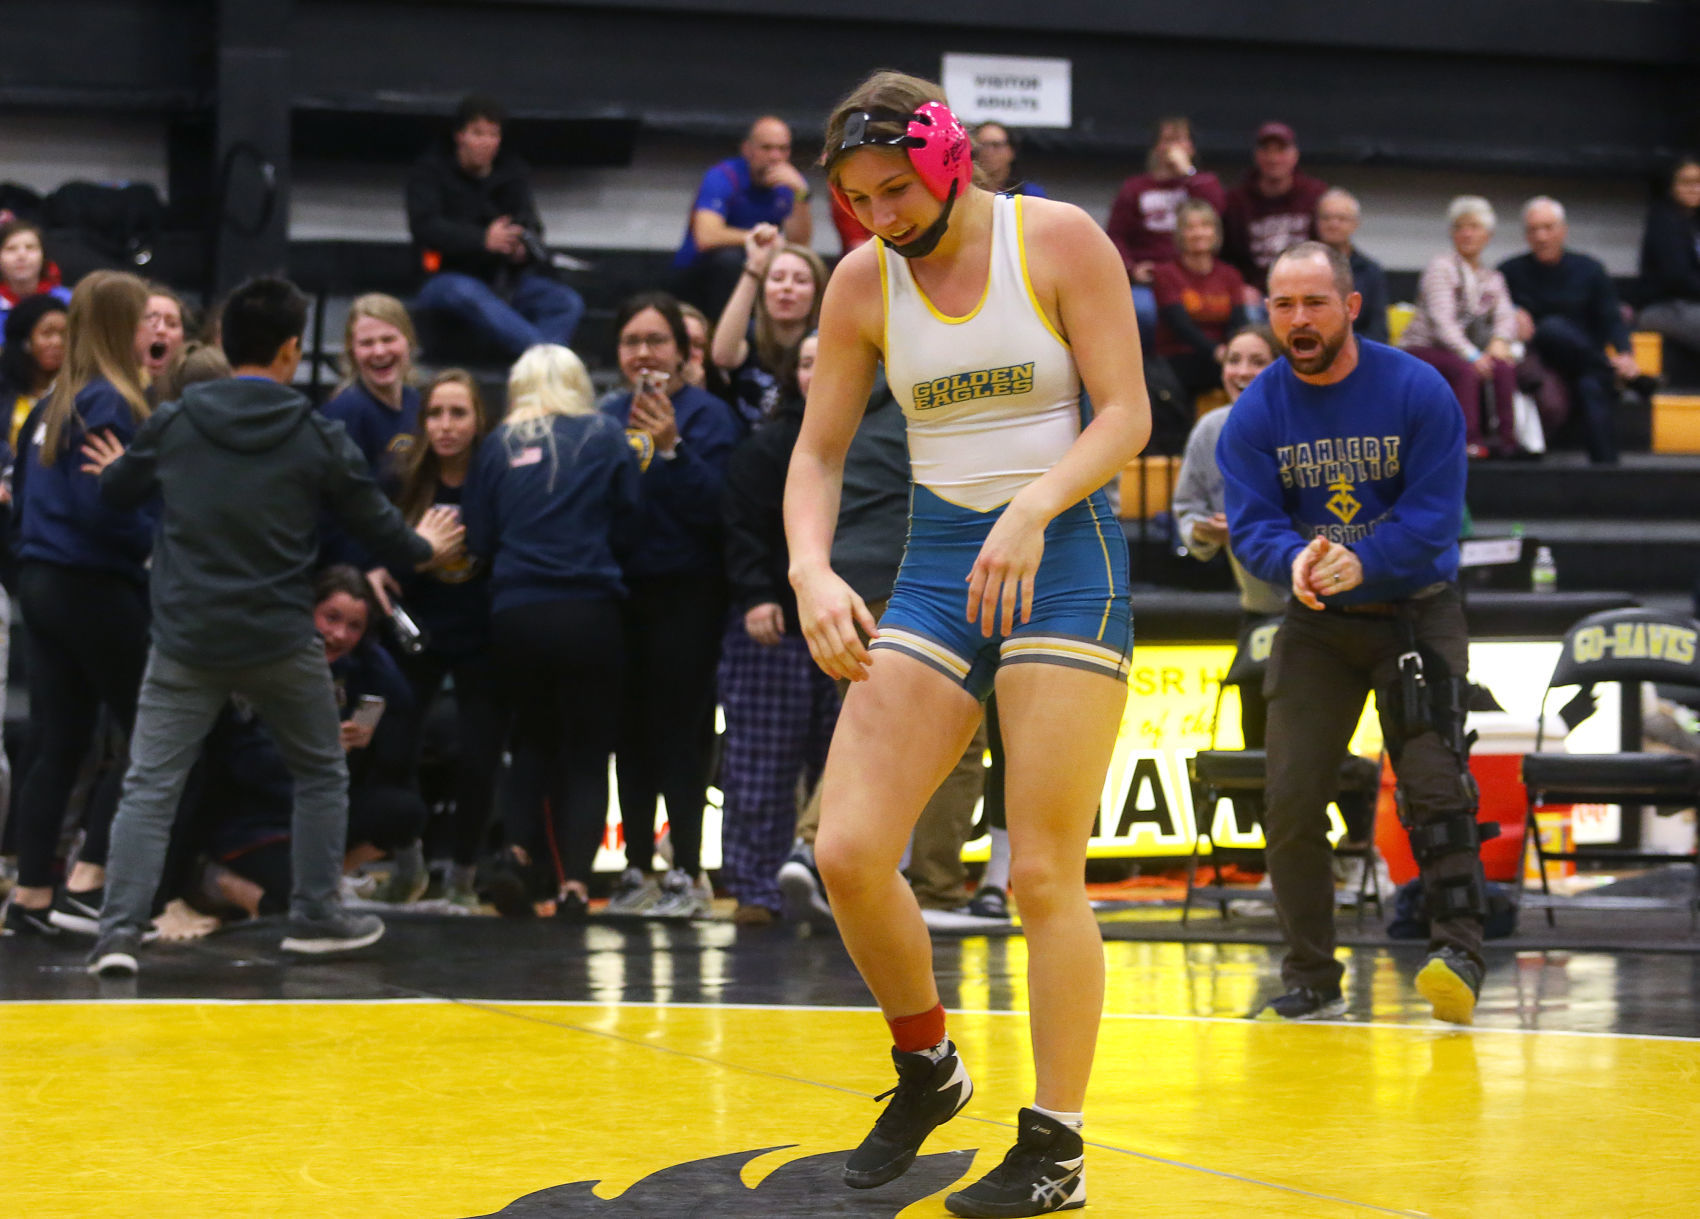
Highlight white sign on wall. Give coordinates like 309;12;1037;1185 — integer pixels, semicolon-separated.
941;53;1072;129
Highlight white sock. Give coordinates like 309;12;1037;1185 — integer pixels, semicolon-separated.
919;1036;953;1063
983;827;1011;892
1032;1104;1083;1130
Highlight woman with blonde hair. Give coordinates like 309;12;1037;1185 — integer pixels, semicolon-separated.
370;370;504;904
5;270;157;936
710;229;828;427
462;345;641;918
322;292;422;481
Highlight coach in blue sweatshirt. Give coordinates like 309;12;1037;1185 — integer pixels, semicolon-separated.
1218;242;1486;1028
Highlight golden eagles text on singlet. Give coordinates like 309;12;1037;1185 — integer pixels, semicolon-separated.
880;194;1078;512
912;363;1035;411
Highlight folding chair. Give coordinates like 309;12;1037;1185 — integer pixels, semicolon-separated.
1520;608;1700;930
1183;619;1384;924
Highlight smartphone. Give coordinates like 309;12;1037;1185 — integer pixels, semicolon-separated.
349;694;386;733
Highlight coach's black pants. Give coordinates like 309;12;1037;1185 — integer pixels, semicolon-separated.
1263;586;1482;991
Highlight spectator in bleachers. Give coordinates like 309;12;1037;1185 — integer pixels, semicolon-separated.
406;94;584;360
322;294;422;484
1223;122;1327;302
1106;116;1226;348
153;340;231;406
0;221;71;324
316;566;431;901
678;301;735;409
463;345;640;920
140;285;190;397
1399;196;1520;459
1637;155;1700;359
673;117;814;320
4;271;156;937
0;293;67;445
1173;324;1282;742
710;224;828;428
973;123;1046;198
1500;196;1640;464
1316;188;1389;344
601;292;739;917
1152;198;1247;406
367;370;502;907
778;369;991;924
718;332;840;924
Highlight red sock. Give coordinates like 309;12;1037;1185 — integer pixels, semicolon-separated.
888;1003;947;1054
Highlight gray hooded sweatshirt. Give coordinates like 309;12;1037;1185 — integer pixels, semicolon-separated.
99;376;432;668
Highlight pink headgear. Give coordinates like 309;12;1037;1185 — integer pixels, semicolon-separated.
829;100;972;202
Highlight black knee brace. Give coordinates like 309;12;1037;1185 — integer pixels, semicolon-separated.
1407;810;1494;922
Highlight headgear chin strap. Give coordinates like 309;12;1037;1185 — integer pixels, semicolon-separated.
829;100;972;258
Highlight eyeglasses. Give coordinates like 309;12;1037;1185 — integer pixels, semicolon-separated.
619;333;676;351
975;139;1010;150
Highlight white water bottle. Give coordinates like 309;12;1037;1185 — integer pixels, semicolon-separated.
1531;545;1558;594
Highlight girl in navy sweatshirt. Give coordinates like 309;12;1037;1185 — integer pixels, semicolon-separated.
599;292;740;919
371;369;502;906
5;270;157;936
463;344;642;918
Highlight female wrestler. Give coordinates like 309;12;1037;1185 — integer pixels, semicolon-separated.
784;72;1150;1217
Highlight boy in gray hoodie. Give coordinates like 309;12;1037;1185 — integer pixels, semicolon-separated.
83;277;462;975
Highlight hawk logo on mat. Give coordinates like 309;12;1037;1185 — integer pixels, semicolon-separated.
465;1146;973;1216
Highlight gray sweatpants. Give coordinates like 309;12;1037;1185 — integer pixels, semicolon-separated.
101;640;350;936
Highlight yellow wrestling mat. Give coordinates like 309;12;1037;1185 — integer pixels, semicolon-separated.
5;997;1699;1217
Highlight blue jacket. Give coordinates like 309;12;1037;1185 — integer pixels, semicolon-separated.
18;378;158;584
395;481;492;660
320;381;420;484
1217;340;1465;605
463;411;643;613
600;385;739;579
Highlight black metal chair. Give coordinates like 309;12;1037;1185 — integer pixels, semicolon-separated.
1183;619;1384;924
1519;608;1700;929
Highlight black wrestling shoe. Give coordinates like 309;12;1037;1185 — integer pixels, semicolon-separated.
843;1041;973;1189
1252;984;1346;1021
1415;946;1484;1025
946;1107;1086;1216
50;887;103;936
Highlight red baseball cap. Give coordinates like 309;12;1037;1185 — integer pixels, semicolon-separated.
1256;121;1296;147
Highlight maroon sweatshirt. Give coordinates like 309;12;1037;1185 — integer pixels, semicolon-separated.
1106;170;1227;274
1222;169;1328;290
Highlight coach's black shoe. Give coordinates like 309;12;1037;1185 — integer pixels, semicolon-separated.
946;1107;1086;1216
1415;946;1483;1025
1252;984;1346;1021
843;1042;973;1189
